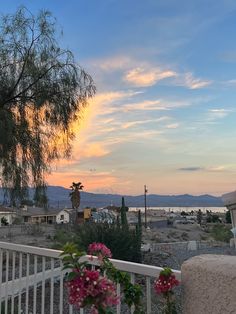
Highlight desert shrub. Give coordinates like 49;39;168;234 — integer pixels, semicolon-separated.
74;222;141;262
53;229;75;249
210;224;232;243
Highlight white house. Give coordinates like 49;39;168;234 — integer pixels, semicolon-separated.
56;209;71;224
0;206;17;226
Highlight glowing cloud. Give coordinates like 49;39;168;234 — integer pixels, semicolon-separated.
124;67;177;87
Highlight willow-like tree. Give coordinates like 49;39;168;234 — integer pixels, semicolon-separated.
0;7;95;205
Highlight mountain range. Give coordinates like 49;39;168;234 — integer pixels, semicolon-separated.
0;186;224;208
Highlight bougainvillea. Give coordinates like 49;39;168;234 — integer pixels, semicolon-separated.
67;268;118;313
62;242;143;314
154;267;180;314
88;242;112;261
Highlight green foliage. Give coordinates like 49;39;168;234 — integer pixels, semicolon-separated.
1;216;8;225
197;209;202;225
225;210;232;224
0;7;95;204
59;222;142;263
120;197;128;228
70;182;84;209
210;224;232;243
53;228;75;249
206;213;221;223
61;243;144;314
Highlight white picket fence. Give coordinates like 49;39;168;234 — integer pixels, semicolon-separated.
0;241;181;314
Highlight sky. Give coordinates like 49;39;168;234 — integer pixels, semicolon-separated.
2;0;236;196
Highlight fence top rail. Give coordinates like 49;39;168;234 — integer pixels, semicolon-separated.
0;241;181;279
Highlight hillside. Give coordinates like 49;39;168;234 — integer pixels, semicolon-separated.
0;186;223;208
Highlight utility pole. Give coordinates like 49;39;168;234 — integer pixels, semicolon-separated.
144;185;148;228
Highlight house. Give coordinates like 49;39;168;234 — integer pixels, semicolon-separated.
55;209;71;224
21;206;70;224
0;206;17;225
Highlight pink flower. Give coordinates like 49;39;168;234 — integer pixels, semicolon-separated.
88;242;112;259
154;271;179;294
67;267;119;313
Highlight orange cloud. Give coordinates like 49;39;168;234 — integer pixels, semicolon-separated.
124;67;176;87
47;170;117;192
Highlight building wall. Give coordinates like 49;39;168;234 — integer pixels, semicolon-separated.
56;210;70;224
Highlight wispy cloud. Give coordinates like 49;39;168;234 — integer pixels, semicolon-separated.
124;67;176;87
93;55;132;71
208;108;232;119
178;166;203;172
178;165;236;173
122;117;171;129
166;123;180;129
176;72;212;89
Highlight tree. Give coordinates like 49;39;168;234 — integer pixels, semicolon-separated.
70;182;84;209
70;182;84;223
120;197;128;229
0;7;95;205
1;217;8;226
197;209;202;225
74;222;142;262
225;210;232;224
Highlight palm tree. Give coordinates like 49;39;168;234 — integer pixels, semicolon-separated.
70;182;84;223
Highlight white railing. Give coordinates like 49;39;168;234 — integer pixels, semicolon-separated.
0;241;181;314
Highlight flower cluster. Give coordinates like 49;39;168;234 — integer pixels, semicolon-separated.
154;268;179;295
88;242;112;260
62;242;143;314
67;268;118;314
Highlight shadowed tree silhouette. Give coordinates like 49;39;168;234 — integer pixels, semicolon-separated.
70;182;84;223
0;7;95;205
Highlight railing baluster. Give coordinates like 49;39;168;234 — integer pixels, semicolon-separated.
18;252;23;314
33;255;37;314
25;253;30;314
50;258;54;314
80;308;84;314
11;251;16;314
5;250;9;314
0;249;2;300
130;273;135;314
59;260;63;314
69;304;73;314
41;256;46;314
116;283;121;314
146;276;151;314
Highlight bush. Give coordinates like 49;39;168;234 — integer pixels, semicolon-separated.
225;210;232;224
210;224;232;243
53;229;75;249
74;223;142;263
1;217;8;226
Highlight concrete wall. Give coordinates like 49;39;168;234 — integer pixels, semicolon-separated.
182;254;236;314
0;224;56;238
151;240;228;253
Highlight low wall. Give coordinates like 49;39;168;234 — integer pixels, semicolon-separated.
151;240;228;253
0;224;56;239
182;254;236;314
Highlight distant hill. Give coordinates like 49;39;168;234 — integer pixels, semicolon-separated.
0;186;224;208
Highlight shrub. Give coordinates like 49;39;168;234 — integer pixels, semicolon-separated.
74;222;142;263
225;210;232;224
210;224;232;243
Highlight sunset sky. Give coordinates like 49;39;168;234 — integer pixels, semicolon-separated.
3;1;236;196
